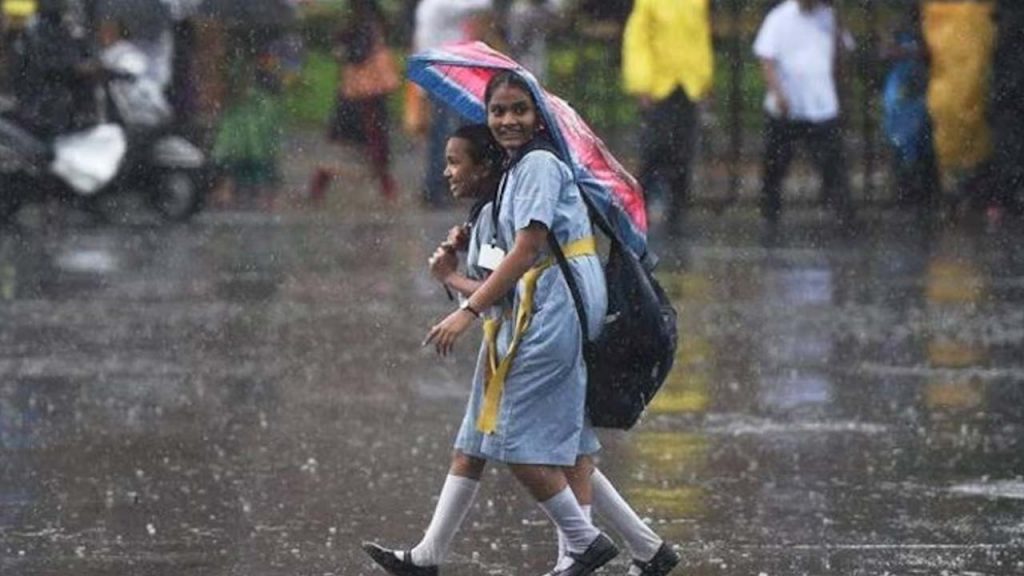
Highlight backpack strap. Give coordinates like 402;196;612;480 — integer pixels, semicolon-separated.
547;230;591;345
546;173;636;346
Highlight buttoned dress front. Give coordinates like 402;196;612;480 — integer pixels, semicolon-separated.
453;149;606;466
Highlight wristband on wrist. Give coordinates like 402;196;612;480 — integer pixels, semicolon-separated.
459;300;481;318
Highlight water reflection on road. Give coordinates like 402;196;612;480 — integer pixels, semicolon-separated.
1;211;1023;575
627;219;1024;575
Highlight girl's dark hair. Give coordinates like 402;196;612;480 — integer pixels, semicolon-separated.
451;124;503;221
451;124;503;170
484;70;537;108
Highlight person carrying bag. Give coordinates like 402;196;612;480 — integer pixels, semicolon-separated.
314;0;400;201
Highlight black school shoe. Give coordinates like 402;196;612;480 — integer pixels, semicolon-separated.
629;542;680;576
362;542;439;576
549;533;619;576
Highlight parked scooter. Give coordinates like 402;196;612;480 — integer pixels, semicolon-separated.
0;41;208;223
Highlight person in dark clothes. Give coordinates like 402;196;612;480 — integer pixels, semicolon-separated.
622;0;714;234
881;3;940;214
10;0;98;139
987;0;1024;215
309;0;399;202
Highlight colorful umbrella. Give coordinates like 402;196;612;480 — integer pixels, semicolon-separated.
407;41;650;260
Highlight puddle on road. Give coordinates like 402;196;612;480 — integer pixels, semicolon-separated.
702;415;890;437
950;480;1024;501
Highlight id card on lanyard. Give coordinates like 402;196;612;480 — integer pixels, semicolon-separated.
477;243;506;271
481;171;512;272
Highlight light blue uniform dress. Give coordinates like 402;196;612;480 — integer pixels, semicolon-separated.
454;148;607;466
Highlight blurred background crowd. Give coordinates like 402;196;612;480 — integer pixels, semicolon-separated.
0;0;1020;226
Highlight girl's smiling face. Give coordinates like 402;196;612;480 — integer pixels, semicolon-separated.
443;137;489;199
487;84;539;152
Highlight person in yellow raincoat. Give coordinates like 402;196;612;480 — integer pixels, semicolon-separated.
922;1;995;178
622;0;714;234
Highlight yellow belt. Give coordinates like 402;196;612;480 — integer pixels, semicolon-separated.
476;236;597;433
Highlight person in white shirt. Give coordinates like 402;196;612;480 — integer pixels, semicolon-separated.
413;0;492;52
753;0;858;230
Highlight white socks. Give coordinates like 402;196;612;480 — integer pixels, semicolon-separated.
592;469;662;562
553;469;663;567
554;504;591;570
403;470;659;570
538;487;601;556
409;474;480;566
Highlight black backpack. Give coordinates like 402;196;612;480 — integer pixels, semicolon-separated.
548;196;678;429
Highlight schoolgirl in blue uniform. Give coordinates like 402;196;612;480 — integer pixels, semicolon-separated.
364;74;679;576
431;70;617;576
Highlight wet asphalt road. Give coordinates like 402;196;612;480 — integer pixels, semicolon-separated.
2;193;1024;576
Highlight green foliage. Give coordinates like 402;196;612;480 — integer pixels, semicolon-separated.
282;51;339;126
281;1;410;127
547;40;636;135
712;49;765;132
281;49;406;128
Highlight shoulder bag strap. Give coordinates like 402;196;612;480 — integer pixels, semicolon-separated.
546;192;630;347
547;231;591;346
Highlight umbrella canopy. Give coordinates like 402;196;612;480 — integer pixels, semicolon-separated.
407;42;650;260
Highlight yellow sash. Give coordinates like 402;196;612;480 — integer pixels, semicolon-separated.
476;236;597;433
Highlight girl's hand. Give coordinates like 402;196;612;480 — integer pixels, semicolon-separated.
428;246;458;282
444;225;470;252
423;308;475;356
